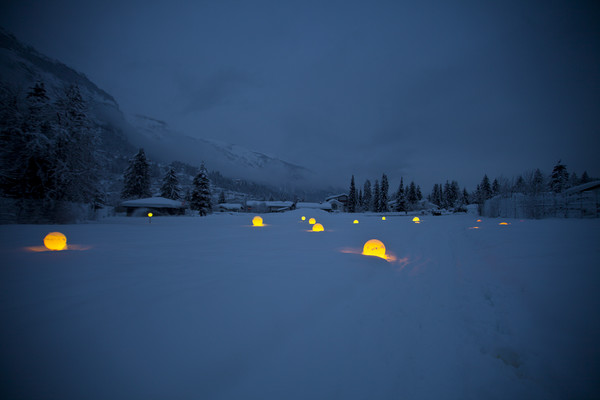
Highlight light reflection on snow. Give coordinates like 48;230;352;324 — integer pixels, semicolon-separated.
339;247;398;263
24;244;92;252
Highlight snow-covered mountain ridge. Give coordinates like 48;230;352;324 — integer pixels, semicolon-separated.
127;113;314;186
0;27;317;190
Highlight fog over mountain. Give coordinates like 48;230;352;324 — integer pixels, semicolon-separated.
0;27;321;192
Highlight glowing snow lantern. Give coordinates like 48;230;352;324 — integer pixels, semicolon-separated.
43;232;67;251
148;212;153;217
312;223;324;232
499;222;509;226
412;216;420;223
476;219;482;222
362;239;387;260
301;216;306;221
148;212;153;223
381;216;386;221
309;218;316;225
353;219;359;224
252;216;264;226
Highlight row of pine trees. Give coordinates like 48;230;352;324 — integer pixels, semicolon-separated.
347;161;594;214
0;82;101;222
346;174;425;213
120;149;213;215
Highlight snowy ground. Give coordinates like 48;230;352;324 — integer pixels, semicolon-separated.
1;211;599;399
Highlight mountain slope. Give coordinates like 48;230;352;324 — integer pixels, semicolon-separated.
0;27;317;190
127;114;315;188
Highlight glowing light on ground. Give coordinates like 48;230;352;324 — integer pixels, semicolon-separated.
382;216;386;220
44;232;67;251
353;220;359;224
301;216;306;221
252;216;264;226
468;226;480;229
148;212;153;217
477;219;482;222
361;239;396;261
412;217;420;223
312;223;324;232
309;218;316;225
499;222;510;226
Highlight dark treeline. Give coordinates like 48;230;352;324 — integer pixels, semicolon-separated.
347;173;425;213
473;161;596;218
472;161;594;205
346;160;596;215
0;81;102;222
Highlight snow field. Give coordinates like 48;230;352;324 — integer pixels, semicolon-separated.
0;211;599;399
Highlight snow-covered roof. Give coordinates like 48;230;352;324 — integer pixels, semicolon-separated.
218;203;243;210
121;197;185;208
246;201;294;207
564;180;600;195
325;194;348;202
296;202;332;210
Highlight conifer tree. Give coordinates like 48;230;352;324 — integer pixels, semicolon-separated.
550;160;569;193
373;180;381;212
568;172;579;188
480;175;492;201
395;178;406;212
347;175;357;213
380;173;389;212
416;185;422;201
445;180;459;208
462;188;470;205
121;149;152;199
514;176;526;193
218;190;226;204
407;181;417;205
20;82;54;200
53;84;99;203
160;168;181;200
358;189;363;211
363;180;372;211
429;184;441;207
531;169;545;194
580;171;591;184
190;162;212;216
492;179;500;196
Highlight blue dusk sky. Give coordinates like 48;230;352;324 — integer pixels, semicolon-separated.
1;0;599;190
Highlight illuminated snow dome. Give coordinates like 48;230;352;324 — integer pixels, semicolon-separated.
252;216;264;226
362;239;387;260
44;232;67;251
312;223;324;232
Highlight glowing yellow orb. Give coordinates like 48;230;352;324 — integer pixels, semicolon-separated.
252;216;264;226
301;216;306;221
382;216;386;220
312;223;324;232
412;216;420;222
309;218;316;225
362;239;387;259
148;212;153;217
353;219;359;224
43;232;67;251
476;219;482;222
499;222;509;225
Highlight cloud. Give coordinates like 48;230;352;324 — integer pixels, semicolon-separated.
178;68;254;114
